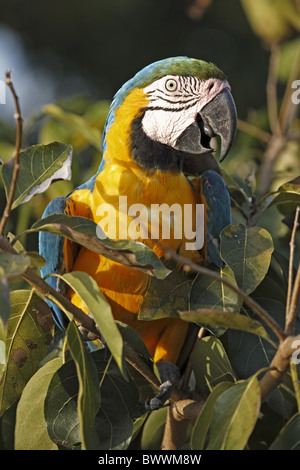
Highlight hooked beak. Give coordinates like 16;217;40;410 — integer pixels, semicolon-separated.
174;88;237;162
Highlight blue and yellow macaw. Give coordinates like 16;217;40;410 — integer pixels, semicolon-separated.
39;57;236;379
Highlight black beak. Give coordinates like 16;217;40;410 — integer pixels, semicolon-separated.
174;88;237;163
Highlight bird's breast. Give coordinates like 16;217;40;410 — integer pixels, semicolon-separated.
91;163;203;257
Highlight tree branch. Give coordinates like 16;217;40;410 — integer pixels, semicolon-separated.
161;397;205;450
0;234;162;391
0;71;23;235
259;334;300;402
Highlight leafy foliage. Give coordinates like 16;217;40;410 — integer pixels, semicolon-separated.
0;1;300;451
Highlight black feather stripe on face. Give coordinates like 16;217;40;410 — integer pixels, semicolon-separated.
130;113;184;173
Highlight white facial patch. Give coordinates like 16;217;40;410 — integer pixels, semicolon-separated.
142;75;229;148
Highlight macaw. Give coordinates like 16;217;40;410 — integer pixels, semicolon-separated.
39;57;237;406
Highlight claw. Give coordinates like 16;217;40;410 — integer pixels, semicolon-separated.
145;362;181;411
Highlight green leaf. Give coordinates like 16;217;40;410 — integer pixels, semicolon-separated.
27;213;170;279
61;271;125;376
0;251;31;278
14;357;63;450
1;142;73;210
190;381;233;450
269;191;300;217
139;262;193;320
0;290;54;416
278;38;300;82
0;268;10;342
270;413;300;450
189;265;242;335
43;104;101;149
0;339;6;379
45;349;139;450
206;374;261;450
253;177;300;223
220;224;274;295
140;407;168;450
116;322;157;406
116;321;152;361
180;310;268;339
66;321;101;450
24;252;46;269
190;336;236;396
241;0;299;44
227;299;294;418
188;265;241;336
277;176;300;194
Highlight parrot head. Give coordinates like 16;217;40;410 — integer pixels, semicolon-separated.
102;57;237;173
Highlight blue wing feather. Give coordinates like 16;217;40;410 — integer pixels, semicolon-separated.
200;170;231;267
39;196;70;330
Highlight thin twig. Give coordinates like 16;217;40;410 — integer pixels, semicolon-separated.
258;134;286;195
278;46;300;136
0;71;23;235
259;334;300;402
266;43;280;135
290;358;300;412
237;119;271;144
285;206;300;334
286;263;300;335
161;244;286;342
259;46;300;194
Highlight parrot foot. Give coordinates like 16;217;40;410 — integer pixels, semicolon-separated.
145;361;181;411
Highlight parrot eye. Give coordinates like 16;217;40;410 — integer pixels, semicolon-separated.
165;78;178;92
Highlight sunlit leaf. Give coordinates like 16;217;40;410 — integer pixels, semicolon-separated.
14;357;63;450
206;374;261;450
140;407;168;450
253;177;300;223
0;290;54;416
0;267;10;342
61;271;125;376
269;192;300;217
241;0;300;44
190;381;233;450
0;251;30;278
180;309;268;339
1;142;72;209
